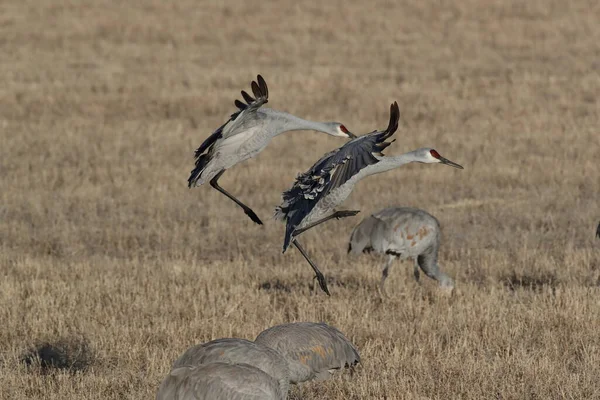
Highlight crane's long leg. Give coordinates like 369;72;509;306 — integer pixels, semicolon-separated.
379;255;395;296
292;210;360;237
288;210;359;296
209;170;263;225
292;239;330;296
413;259;421;283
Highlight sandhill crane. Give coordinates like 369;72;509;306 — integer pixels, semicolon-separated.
170;338;290;397
187;75;355;225
254;322;360;383
156;362;285;400
348;207;454;294
275;102;463;294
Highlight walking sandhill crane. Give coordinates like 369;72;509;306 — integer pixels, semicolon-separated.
348;207;454;294
275;102;463;294
170;338;290;397
254;322;360;383
187;75;355;225
156;362;285;400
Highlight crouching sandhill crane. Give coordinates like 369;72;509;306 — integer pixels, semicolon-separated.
157;322;358;399
348;207;454;294
170;338;290;397
156;363;285;400
254;322;360;383
187;75;355;225
275;102;463;295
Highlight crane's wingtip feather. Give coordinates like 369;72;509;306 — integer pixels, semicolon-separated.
234;99;247;110
251;80;261;98
241;90;255;104
257;75;268;99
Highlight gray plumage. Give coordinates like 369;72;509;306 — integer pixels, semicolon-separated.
348;207;454;292
156;363;284;400
188;74;354;225
254;322;360;383
275;102;400;253
171;338;290;397
275;101;463;294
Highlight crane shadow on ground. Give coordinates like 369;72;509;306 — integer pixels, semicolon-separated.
500;271;559;294
19;335;95;375
258;275;368;294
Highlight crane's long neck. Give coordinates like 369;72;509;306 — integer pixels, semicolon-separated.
418;250;454;288
269;111;334;135
364;151;421;178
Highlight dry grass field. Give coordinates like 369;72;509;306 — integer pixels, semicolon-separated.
1;0;599;398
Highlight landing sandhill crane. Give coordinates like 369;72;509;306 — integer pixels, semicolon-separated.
156;362;285;400
348;207;454;294
275;102;463;294
170;338;290;397
254;322;360;383
187;75;355;225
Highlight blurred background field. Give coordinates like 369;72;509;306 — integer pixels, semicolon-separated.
1;1;599;398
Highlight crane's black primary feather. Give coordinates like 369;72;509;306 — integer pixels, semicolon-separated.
257;75;268;98
277;102;401;251
188;75;270;187
596;221;600;239
241;90;255;104
234;99;247;110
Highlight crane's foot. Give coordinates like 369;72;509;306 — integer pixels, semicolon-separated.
313;273;331;296
243;208;264;225
334;210;360;220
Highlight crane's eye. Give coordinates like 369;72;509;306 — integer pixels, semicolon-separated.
339;125;349;134
430;149;441;159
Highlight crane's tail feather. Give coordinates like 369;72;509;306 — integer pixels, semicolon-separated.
282;223;295;253
187;154;210;187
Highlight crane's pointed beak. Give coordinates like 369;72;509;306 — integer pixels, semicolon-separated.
346;131;357;139
439;156;464;169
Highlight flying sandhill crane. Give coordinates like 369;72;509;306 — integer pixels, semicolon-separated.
170;338;290;397
156;362;285;400
275;102;463;294
187;75;355;225
254;322;360;383
348;207;454;294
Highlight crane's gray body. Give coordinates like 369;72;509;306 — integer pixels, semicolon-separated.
156;362;284;400
349;207;454;290
194;109;347;186
171;338;290;396
254;322;360;383
188;75;352;188
294;153;391;227
275;103;401;252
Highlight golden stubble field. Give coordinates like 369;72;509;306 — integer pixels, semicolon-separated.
1;0;599;399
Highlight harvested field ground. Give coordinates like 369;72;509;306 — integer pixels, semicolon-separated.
1;1;599;399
